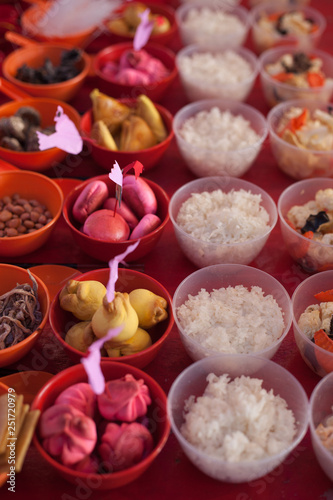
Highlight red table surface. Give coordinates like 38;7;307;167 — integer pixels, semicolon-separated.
1;0;333;498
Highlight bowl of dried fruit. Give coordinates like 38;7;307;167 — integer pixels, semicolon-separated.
0;170;63;257
0;263;49;367
80;90;174;171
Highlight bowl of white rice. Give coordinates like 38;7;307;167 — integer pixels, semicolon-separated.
169;177;277;268
176;45;259;102
167;354;309;483
172;263;292;361
173;99;268;178
176;2;250;49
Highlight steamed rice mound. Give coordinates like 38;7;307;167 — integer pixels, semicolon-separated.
176;285;284;353
181;373;296;462
176;189;270;244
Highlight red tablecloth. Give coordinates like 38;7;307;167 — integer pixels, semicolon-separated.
1;0;333;498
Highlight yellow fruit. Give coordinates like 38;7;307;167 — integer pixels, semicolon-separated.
65;321;95;353
59;279;106;321
136;94;167;143
104;327;152;357
129;288;168;328
91;292;139;342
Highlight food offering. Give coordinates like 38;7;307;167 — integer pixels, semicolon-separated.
89;90;168;152
107;2;171;38
0;106;54;152
0;271;42;350
38;376;154;472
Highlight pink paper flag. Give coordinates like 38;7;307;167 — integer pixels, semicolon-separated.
36;105;83;155
109;160;123;188
106;240;140;303
81;325;123;395
133;8;154;51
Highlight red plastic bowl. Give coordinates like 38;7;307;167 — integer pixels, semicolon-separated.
105;2;178;47
62;174;170;262
80;98;174;171
49;267;174;368
31;361;170;489
92;42;178;102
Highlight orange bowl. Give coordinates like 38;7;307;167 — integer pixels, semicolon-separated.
62;174;169;262
93;42;178;102
0;97;81;170
80;98;174;171
49;267;174;368
0;170;63;257
31;361;170;489
0;264;50;368
105;2;178;47
2;43;91;102
20;1;96;47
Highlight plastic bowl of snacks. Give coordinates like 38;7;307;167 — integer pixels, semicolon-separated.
80;91;174;172
167;353;308;483
267;99;333;180
31;361;170;488
62;173;169;262
309;372;333;481
0;263;49;367
49;267;174;368
292;271;333;377
20;0;98;47
0;170;63;257
278;178;333;273
173;263;292;362
176;45;259;103
92;42;177;102
169;176;277;268
173;99;268;178
250;3;326;54
0;86;81;171
176;2;250;49
249;0;310;6
2;39;91;102
259;46;333;108
105;2;178;47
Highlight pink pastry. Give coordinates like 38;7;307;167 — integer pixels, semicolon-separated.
73;180;109;224
122;175;157;218
116;68;151;86
99;422;154;471
83;209;130;242
103;197;139;229
39;404;97;466
97;373;151;422
70;455;100;473
130;213;161;240
55;383;97;419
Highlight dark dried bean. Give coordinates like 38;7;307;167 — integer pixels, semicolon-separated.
7;219;20;229
23;220;34;229
0;210;12;222
4;227;18;237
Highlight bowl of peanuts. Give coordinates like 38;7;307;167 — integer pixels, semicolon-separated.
0;170;63;257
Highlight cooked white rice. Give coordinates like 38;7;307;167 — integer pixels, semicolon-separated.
182;8;245;37
181;373;296;462
176;285;284;353
179;108;260;151
176;189;270;244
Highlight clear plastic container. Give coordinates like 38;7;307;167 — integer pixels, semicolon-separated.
173;99;268;178
172;263;292;361
309;372;333;481
167;353;309;483
267;99;333;180
292;270;333;377
169;177;277;268
259;46;333;108
176;2;249;49
176;45;259;102
250;3;326;54
278;178;333;273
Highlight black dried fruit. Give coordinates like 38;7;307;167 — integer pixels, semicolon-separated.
15;106;41;128
301;211;330;233
0;136;23;151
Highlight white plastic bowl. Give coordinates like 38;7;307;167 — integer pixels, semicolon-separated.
259;46;333;108
169;176;277;268
176;45;259;102
278;178;333;273
176;2;250;49
292;270;333;377
267;99;333;180
173;99;268;178
309;372;333;481
172;264;293;362
251;3;326;54
167;354;309;483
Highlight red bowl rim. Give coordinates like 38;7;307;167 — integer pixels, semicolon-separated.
49;267;174;363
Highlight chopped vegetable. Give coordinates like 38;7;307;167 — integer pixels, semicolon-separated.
314;289;333;302
314;329;333;352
